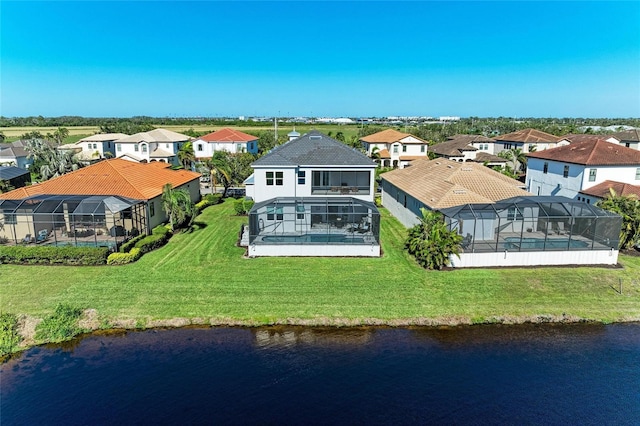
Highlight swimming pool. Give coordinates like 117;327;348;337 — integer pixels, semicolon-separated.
261;234;365;244
504;237;590;250
44;240;118;250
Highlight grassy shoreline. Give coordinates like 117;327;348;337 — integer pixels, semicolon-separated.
2;200;639;353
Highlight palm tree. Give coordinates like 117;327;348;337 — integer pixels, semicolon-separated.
405;208;463;270
177;141;196;170
596;188;640;249
206;157;232;196
161;183;196;231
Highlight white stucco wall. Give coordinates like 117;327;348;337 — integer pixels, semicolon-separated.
194;139;258;158
248;242;380;257
450;249;619;268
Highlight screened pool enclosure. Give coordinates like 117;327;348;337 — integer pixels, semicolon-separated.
247;197;380;256
440;196;621;253
0;194;147;250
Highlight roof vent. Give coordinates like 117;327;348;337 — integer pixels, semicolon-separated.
309;135;322;140
447;165;453;168
453;189;467;194
461;167;473;171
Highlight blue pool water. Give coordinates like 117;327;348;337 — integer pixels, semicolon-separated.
262;234;365;243
504;237;590;250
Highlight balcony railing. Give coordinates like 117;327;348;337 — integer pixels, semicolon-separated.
311;185;370;196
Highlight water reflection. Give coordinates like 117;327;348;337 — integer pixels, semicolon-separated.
253;326;373;348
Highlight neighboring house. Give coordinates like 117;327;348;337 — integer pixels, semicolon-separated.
360;129;429;168
558;134;620;145
74;133;129;161
0;141;34;169
495;128;562;154
245;130;380;257
578;180;640;204
380;158;530;228
114;128;192;165
430;135;506;166
526;139;640;200
612;128;640;150
0;166;31;190
0;159;200;248
193;128;259;158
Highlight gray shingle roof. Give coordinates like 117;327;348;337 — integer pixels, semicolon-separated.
0;166;30;180
252;130;376;167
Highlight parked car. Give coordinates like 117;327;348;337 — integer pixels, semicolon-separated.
226;188;246;198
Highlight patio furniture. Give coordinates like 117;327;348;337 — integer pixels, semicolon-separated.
36;229;49;243
461;233;473;249
22;234;32;244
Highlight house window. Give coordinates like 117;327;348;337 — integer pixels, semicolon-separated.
197;144;203;151
134;144;139;152
267;207;275;220
298;170;306;185
149;202;155;217
507;207;523;221
528;144;535;152
236;143;243;152
402;145;407;153
275;171;283;186
108;142;111;148
636;168;640;180
267;207;283;221
296;204;305;220
266;172;274;185
563;165;569;178
420;145;425;153
543;162;548;174
589;169;597;182
116;144;122;152
142;145;147;153
393;144;399;154
626;143;631;148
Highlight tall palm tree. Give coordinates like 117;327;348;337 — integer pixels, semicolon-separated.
596;188;640;249
405;208;463;270
161;183;195;231
206;158;232;196
177;141;196;170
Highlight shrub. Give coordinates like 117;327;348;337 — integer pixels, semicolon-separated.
34;304;84;343
134;231;171;254
152;225;172;236
107;248;142;265
119;234;146;253
405;208;463;270
0;246;109;265
233;198;255;215
0;313;21;357
195;193;222;211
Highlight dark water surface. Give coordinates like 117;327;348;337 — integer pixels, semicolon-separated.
2;324;639;425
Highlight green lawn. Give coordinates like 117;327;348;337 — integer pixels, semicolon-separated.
1;200;639;326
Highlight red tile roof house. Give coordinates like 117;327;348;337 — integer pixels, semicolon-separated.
193;128;259;159
525;139;640;201
0;159;200;248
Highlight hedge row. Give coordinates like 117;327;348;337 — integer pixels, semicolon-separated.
0;246;110;265
107;225;172;265
119;234;146;253
107;248;142;265
195;193;222;211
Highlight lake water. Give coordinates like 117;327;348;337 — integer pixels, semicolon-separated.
2;324;639;425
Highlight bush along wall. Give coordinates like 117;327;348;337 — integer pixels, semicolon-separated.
0;246;110;266
107;225;172;265
233;198;255;215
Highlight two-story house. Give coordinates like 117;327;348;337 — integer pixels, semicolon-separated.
115;128;191;165
75;133;128;160
526;139;640;200
0;141;34;169
193;128;259;159
495;128;563;154
245;130;380;257
430;135;506;166
360;129;429;168
612;128;640;150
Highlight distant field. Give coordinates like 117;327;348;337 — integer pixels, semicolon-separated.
1;124;366;142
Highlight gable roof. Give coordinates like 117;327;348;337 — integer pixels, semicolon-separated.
0;158;200;201
612;128;640;143
198;128;258;143
0;146;29;159
496;128;560;143
115;128;191;144
360;129;427;144
431;139;478;157
252;130;376;167
527;139;640;166
79;133;129;143
579;180;640;200
381;158;530;209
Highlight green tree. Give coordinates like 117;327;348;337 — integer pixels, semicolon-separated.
46;127;69;145
0;180;15;194
596;189;640;250
161;183;196;232
498;148;528;173
25;139;86;181
405;208;463;270
177;141;196;170
206;154;232;196
20;130;44;140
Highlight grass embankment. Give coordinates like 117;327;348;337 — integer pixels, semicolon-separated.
1;200;639;349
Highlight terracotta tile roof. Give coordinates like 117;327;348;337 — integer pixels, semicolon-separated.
381;158;530;209
527;139;640;166
560;134;611;143
360;129;427;144
199;128;258;143
580;180;640;199
496;128;560;143
0;158;200;201
399;156;425;161
378;148;391;159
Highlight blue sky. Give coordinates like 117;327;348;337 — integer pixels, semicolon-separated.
1;1;639;118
